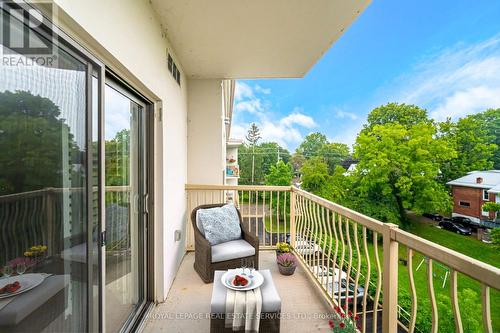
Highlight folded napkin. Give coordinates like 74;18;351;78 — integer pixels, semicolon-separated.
225;272;262;333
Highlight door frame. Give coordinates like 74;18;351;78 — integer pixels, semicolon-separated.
103;72;155;333
15;2;156;332
5;1;106;331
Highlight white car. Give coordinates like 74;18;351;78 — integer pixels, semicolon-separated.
311;265;365;304
293;236;322;256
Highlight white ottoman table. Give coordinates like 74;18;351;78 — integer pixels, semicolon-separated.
211;269;281;332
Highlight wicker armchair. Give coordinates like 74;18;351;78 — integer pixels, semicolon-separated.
191;203;259;283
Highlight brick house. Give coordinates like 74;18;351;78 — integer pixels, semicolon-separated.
447;170;500;223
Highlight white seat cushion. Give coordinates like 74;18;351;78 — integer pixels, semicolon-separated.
211;270;281;313
211;239;255;263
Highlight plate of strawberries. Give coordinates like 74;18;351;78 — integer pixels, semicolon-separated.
0;274;45;299
221;269;264;291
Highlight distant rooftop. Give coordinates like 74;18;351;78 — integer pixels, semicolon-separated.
447;170;500;193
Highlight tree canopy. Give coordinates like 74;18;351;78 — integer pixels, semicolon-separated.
265;160;293;186
318;142;350;173
364;102;431;130
245;123;261;146
296;132;328;158
438;114;497;182
353;121;455;225
0;90;81;195
238;126;291;185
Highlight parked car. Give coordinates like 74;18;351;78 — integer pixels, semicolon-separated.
423;213;443;221
451;216;480;230
310;266;364;304
439;220;472;235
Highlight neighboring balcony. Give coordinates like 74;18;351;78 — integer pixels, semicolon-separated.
153;184;500;333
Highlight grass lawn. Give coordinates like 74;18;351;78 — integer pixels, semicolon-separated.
401;221;500;331
310;220;499;332
406;221;499;267
264;216;290;234
263;209;499;331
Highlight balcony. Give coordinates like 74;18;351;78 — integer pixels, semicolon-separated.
144;184;500;333
144;251;333;332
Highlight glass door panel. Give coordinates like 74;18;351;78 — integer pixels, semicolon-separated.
104;82;146;332
0;3;96;332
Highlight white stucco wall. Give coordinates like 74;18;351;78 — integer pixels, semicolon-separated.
51;0;188;301
187;79;225;184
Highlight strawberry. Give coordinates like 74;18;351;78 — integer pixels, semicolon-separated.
1;281;21;294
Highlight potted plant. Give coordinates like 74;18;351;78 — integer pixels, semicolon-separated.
276;242;291;257
276;253;297;276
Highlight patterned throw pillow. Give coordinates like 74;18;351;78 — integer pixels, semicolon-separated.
197;204;242;245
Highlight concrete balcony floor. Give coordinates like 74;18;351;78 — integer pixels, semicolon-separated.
143;251;333;332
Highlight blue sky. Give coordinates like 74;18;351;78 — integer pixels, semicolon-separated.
232;0;500;151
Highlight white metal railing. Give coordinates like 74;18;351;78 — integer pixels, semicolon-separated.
185;184;500;333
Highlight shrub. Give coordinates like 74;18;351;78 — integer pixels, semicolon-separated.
276;242;291;253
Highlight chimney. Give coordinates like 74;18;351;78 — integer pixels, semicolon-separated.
476;177;483;184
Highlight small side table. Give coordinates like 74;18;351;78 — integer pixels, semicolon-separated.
210;269;281;333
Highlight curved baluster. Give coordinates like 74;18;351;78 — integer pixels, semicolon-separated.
372;232;381;333
427;258;438;333
325;208;334;301
482;284;492;333
353;222;361;318
337;215;346;307
331;211;339;302
407;248;418;333
362;226;371;333
345;218;353;310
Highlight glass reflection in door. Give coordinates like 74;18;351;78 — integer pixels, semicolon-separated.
104;82;146;332
0;4;97;331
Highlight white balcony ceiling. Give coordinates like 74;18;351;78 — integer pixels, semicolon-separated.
151;0;371;79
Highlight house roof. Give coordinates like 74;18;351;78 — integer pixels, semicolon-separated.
446;170;500;192
489;184;500;194
150;0;371;79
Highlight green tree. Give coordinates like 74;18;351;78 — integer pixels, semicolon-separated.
296;132;328;158
265;160;293;186
364;102;431;130
353;122;455;225
291;153;306;174
260;142;291;176
105;129;130;186
439;115;496;182
300;157;348;202
469;108;500;169
318;142;350;173
238;141;290;185
0;90;81;195
246;123;262;184
300;157;329;194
